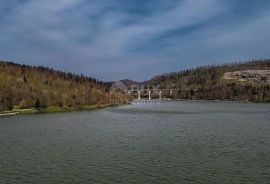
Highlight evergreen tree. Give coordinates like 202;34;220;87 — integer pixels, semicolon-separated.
35;98;41;110
1;97;13;111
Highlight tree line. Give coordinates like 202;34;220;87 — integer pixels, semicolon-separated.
149;59;270;102
0;61;128;111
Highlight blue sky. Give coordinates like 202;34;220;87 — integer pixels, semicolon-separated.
0;0;270;81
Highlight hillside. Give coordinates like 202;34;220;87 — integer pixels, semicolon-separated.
120;79;147;86
148;59;270;102
0;61;128;112
223;70;270;82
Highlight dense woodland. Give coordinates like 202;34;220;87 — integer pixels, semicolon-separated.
149;59;270;102
1;59;270;112
0;61;128;111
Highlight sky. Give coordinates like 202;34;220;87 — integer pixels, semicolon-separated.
0;0;270;81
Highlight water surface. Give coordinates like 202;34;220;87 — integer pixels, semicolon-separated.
1;101;270;183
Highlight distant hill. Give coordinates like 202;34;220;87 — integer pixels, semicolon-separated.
119;79;147;87
0;61;128;111
148;59;270;102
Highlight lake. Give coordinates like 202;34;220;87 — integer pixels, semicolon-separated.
0;101;270;183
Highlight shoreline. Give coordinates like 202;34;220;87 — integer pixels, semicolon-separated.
174;98;270;104
0;104;126;117
132;98;270;104
1;99;268;117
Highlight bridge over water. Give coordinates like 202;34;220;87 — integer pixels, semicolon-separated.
110;81;193;100
125;89;182;100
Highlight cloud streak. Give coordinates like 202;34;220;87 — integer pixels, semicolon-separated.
0;0;270;80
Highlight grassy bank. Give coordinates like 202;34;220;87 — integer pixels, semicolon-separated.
0;104;123;117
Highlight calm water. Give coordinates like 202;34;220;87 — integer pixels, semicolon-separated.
0;101;270;184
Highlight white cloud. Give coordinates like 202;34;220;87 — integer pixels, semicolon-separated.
0;0;269;80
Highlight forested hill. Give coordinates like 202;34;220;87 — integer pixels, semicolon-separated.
149;59;270;102
0;61;127;111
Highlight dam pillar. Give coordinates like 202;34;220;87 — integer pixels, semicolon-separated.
138;90;141;100
159;91;162;99
149;90;151;100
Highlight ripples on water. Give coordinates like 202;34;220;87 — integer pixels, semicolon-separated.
0;101;270;183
